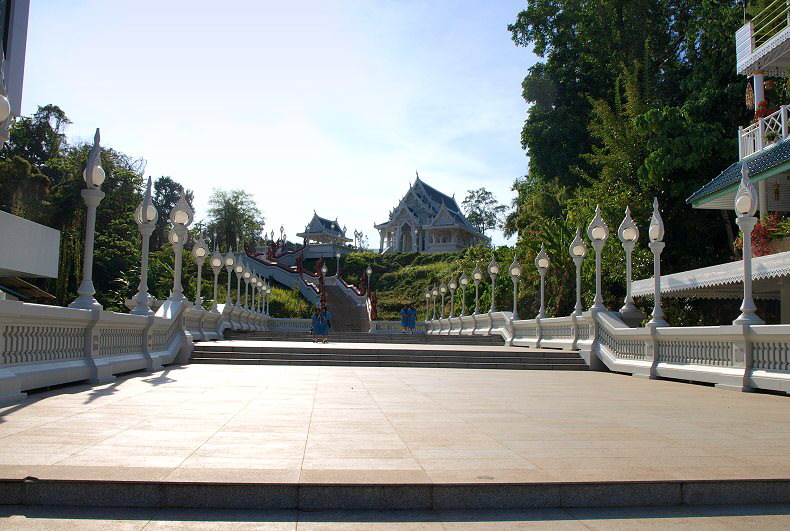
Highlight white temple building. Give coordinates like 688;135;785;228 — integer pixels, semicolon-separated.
293;212;353;260
374;176;487;253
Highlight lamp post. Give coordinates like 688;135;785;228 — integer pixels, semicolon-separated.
336;251;342;277
131;177;158;315
734;164;764;325
569;228;587;316
366;265;373;292
234;259;244;307
488;256;500;313
243;266;252;310
448;278;458;318
459;272;469;316
210;238;223;313
266;285;272;315
70;129;106;310
167;188;194;303
647;198;668;327
431;286;438;320
191;231;209;307
534;245;550;318
439;282;448;318
424;289;431;321
617;207;644;325
509;256;522;320
250;274;257;312
473;263;483;314
257;278;264;312
587;205;608;312
224;248;236;307
321;263;328;277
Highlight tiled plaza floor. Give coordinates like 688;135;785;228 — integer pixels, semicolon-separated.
1;364;790;484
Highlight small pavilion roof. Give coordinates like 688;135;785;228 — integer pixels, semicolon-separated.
631;251;790;300
687;139;790;207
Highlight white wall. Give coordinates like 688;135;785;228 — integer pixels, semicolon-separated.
0;210;60;277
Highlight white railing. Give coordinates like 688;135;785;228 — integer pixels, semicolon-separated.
739;105;790;159
0;298;272;406
426;311;790;394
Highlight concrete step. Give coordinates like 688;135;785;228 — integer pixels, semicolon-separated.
191;358;587;370
3;477;787;511
191;351;585;364
225;331;505;345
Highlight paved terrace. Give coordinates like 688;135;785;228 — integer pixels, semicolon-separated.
2;363;790;486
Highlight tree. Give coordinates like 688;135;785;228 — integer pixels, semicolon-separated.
204;189;265;251
151;176;194;251
461;188;507;236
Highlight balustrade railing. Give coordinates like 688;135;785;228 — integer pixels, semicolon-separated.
739;105;790;159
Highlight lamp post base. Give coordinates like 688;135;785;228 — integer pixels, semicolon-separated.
733;312;764;326
619;302;646;328
69;296;103;311
130;292;154;316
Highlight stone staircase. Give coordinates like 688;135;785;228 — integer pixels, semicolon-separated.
323;283;368;334
192;341;587;370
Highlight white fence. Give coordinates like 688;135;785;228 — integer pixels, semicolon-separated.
0;299;268;406
427;311;790;394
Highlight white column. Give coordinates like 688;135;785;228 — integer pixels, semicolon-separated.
753;70;765;106
413;227;418;251
395;227;402;252
379;231;384;253
759;179;769;219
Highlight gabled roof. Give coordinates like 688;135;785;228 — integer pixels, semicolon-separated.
687;139;790;205
306;212;343;235
415;176;461;212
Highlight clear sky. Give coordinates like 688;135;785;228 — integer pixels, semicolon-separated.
23;1;535;247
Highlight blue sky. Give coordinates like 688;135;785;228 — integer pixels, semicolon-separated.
23;1;536;246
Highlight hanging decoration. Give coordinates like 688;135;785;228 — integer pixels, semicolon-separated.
746;82;755;110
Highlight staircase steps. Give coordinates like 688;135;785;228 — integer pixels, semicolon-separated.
191;343;587;370
224;330;505;346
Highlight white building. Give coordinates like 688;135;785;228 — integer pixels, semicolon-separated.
374;176;487;253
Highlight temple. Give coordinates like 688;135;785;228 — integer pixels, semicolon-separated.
374;175;487;253
294;212;352;260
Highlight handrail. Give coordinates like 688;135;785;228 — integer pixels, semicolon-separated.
752;0;790;48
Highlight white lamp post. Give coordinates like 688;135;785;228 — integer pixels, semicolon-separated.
167;188;194;303
473;263;483;314
488;256;500;313
336;251;342;277
617;207;644;326
224;248;236;307
70;129;106;310
250;273;257;312
535;245;550;318
734;164;764;325
509;257;522;320
257;278;264;312
321;263;328;277
587;205;609;312
424;289;431;321
266;285;272;315
243;266;252;310
131;177;158;315
439;282;448;318
210;237;223;313
191;231;209;307
647;198;668;327
234;260;244;307
448;277;458;318
569;228;587;316
366;265;373;292
459;272;469;316
431;286;438;320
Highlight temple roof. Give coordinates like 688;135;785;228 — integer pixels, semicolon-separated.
416;176;461;212
299;212;350;240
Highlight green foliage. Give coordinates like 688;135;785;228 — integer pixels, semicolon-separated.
204;189;265;251
268;286;311;318
461;188;508;235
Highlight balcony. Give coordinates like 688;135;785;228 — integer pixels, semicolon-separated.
739;104;790;159
736;0;790;76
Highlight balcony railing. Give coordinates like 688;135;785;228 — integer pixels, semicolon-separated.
739;104;790;159
753;0;790;49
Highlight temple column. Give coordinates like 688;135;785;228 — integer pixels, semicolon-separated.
395;226;402;252
413;227;418;251
379;231;384;253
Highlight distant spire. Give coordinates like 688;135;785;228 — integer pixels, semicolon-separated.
415;170;420;181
